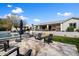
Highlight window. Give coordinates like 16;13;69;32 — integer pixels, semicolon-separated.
69;23;76;28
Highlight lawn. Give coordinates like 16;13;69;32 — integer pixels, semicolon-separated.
53;36;79;52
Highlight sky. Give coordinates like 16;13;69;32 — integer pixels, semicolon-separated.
0;3;79;25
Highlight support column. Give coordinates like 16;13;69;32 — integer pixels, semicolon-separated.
47;25;49;31
77;22;79;29
60;23;63;31
33;25;35;31
32;24;34;31
38;25;40;30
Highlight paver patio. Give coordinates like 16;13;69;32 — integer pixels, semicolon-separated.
0;37;78;56
16;37;79;56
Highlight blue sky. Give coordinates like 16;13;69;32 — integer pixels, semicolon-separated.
0;3;79;25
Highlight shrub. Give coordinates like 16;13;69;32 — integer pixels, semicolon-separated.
66;26;75;32
0;27;7;31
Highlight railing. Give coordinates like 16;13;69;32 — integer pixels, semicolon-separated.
3;47;32;56
3;47;19;56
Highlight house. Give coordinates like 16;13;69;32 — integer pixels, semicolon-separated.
34;17;79;31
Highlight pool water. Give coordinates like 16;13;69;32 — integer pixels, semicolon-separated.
0;31;12;38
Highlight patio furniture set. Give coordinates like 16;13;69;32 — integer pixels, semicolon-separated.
0;32;53;56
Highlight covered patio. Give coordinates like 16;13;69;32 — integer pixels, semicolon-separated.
35;23;61;31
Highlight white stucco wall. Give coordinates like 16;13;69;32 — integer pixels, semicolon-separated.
61;19;79;31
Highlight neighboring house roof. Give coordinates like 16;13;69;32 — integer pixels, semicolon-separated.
62;17;79;23
35;20;63;25
34;17;79;26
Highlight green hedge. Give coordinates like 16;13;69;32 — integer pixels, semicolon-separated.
66;26;75;32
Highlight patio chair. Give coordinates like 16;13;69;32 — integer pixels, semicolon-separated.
35;33;42;40
44;34;53;44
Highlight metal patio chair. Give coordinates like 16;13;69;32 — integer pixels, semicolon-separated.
35;33;43;40
44;34;53;44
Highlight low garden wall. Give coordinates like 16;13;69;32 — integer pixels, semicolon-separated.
32;31;79;38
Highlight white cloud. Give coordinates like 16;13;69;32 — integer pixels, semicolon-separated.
57;13;62;16
0;16;2;18
0;13;28;23
4;13;11;17
12;7;23;14
2;13;11;18
63;12;72;16
7;4;12;8
57;12;72;16
0;15;5;18
34;19;40;22
7;13;11;16
20;16;28;20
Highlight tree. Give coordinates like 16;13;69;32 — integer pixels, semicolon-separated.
0;18;12;31
0;14;27;31
7;14;21;31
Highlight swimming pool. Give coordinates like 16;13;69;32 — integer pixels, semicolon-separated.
0;31;19;39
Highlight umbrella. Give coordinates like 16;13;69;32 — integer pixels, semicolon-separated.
19;20;24;34
19;20;24;41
